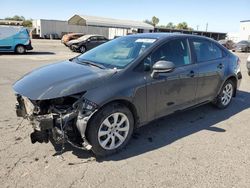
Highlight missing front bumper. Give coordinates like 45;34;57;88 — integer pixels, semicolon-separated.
15;95;94;151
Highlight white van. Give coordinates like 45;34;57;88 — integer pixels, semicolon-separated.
0;25;33;54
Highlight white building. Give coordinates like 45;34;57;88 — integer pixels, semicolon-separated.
227;20;250;42
239;20;250;40
32;14;154;39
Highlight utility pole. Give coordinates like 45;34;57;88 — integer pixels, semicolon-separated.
196;25;199;31
206;23;208;32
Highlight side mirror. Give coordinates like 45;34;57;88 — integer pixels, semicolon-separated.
151;60;175;78
87;39;91;42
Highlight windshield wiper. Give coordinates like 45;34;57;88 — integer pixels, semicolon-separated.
72;57;106;69
80;60;106;69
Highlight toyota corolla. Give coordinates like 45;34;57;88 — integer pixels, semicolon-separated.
13;33;242;156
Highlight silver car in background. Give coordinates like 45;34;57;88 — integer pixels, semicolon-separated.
247;55;250;76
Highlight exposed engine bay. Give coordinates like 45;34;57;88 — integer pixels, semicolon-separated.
15;93;98;151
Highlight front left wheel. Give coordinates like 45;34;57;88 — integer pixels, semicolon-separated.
79;46;86;53
86;103;134;157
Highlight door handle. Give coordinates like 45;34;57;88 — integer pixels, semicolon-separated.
187;70;195;77
217;63;224;69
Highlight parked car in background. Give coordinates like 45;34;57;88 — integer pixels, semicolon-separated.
66;34;109;53
44;33;60;40
232;40;250;52
13;33;242;156
218;39;235;50
0;25;33;54
113;36;122;39
61;33;84;46
247;55;250;76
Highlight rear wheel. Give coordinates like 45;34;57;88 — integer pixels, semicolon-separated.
86;103;134;157
213;80;235;109
15;45;26;54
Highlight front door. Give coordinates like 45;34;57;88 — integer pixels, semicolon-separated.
87;36;99;50
146;38;198;121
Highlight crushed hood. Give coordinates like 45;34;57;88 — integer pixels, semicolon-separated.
13;60;116;100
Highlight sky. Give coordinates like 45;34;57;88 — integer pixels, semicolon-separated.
0;0;249;33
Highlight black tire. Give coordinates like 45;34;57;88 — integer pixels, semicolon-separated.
79;46;86;53
86;103;134;157
15;45;26;54
213;79;235;109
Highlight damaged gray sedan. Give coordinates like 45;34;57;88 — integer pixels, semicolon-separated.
13;33;242;156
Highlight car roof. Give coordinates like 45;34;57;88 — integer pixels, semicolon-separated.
84;34;104;38
127;32;214;41
67;33;84;36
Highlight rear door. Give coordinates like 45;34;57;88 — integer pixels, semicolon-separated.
189;38;226;103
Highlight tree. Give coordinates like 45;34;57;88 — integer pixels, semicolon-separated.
166;22;175;29
176;22;188;30
22;20;32;27
4;15;32;27
5;15;25;21
144;19;153;26
151;16;159;27
144;16;160;27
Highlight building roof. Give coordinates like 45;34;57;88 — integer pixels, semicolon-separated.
68;14;154;30
240;20;250;23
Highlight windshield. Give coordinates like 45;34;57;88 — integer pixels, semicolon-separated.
78;35;92;41
76;36;157;69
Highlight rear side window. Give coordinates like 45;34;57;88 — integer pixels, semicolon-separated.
191;39;223;62
151;38;191;67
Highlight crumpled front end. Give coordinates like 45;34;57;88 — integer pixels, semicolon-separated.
15;93;98;151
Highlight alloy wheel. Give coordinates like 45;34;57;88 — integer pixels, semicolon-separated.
98;112;130;150
80;46;86;53
221;83;233;106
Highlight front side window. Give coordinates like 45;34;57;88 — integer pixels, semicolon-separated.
191;39;223;62
76;37;157;69
151;38;191;67
90;36;98;41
